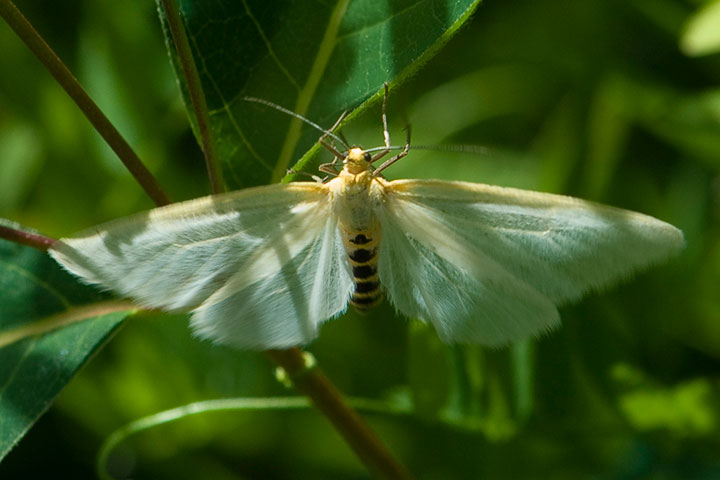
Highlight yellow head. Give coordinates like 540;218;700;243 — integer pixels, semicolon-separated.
343;147;372;175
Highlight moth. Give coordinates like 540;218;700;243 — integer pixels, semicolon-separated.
49;88;685;349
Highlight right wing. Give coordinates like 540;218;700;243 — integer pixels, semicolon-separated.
49;183;354;349
376;179;683;346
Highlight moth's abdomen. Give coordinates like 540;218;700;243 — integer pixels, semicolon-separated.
344;230;383;311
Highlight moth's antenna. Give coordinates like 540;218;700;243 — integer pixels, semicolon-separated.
242;97;349;149
365;145;409;154
365;144;491;156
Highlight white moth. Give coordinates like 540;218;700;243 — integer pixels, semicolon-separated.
49;90;685;349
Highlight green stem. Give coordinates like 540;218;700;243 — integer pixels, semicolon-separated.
160;0;224;194
0;0;171;207
96;397;310;480
96;396;413;480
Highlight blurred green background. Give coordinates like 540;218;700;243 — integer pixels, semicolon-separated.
1;0;720;478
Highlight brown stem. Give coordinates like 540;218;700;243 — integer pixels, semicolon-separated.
267;348;413;480
159;0;224;194
0;0;171;207
0;225;54;250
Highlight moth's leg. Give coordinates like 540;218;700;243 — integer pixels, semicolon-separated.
371;83;392;164
337;129;350;150
318;110;348;159
374;124;411;175
320;140;345;161
318;163;340;176
287;167;328;183
327;110;348;136
319;114;347;173
319;139;345;176
318;111;348;174
290;109;346;182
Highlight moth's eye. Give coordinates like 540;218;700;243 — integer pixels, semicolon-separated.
364;152;372;162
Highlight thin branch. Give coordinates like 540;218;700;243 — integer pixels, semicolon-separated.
0;0;171;207
160;0;224;194
0;225;55;250
267;348;413;480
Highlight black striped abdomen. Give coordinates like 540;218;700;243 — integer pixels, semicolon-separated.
344;231;382;310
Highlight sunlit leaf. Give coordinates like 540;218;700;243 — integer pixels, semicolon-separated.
613;364;716;436
680;0;720;57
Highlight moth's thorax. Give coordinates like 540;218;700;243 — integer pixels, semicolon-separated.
328;150;386;232
326;148;387;310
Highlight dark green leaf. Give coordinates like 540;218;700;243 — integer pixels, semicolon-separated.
160;0;482;189
0;235;130;461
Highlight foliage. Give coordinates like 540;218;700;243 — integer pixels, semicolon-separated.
1;0;719;478
0;225;128;461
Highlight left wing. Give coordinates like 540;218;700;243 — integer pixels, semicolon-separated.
376;179;684;345
50;183;354;349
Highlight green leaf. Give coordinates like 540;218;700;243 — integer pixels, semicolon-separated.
612;364;717;436
0;234;131;461
680;0;720;57
159;0;482;189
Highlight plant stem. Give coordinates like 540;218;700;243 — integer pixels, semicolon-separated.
159;0;224;194
0;225;54;250
0;0;171;207
267;348;414;480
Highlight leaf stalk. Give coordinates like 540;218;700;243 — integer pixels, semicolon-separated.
0;224;54;250
159;0;224;194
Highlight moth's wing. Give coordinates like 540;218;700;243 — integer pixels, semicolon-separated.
50;183;354;349
376;179;684;346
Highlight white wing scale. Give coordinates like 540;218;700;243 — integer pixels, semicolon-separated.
377;179;684;346
50;183;354;349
